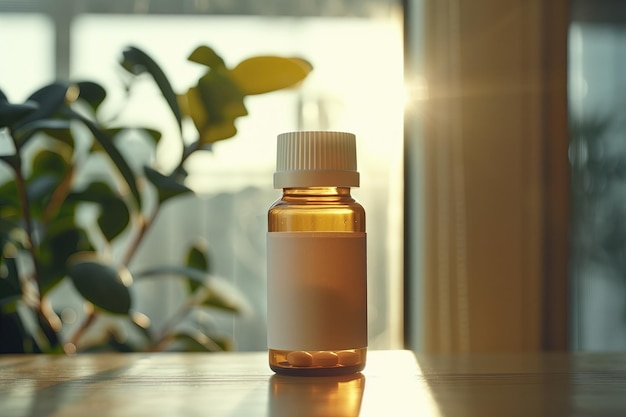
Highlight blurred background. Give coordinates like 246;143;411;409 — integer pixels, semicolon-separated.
0;0;405;352
1;0;625;353
568;0;626;351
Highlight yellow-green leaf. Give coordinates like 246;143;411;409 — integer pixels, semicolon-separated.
230;56;312;95
199;120;238;145
183;71;247;145
187;46;226;70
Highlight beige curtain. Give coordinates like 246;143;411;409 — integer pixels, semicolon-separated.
411;0;570;352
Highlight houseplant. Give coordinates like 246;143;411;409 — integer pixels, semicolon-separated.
0;45;311;353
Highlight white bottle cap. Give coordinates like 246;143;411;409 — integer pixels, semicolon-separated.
274;131;360;189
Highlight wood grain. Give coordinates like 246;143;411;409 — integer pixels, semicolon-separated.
1;351;625;416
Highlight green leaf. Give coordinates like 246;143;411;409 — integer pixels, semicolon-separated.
38;226;94;295
185;241;210;293
0;102;38;128
27;149;70;216
134;265;208;285
102;127;162;148
144;166;193;204
0;179;20;208
11;118;73;150
66;110;142;209
121;46;182;134
68;181;115;202
98;197;130;241
67;181;130;241
76;81;107;112
39;119;74;146
14;83;69;132
100;128;123;143
0;154;19;168
26;175;59;203
31;148;70;179
67;258;132;315
186;245;209;271
230;56;312;95
136;127;162;147
0;217;19;242
187;46;226;70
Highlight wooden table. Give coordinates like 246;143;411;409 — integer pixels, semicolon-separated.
1;350;625;417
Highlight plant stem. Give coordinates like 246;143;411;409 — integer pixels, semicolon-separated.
121;204;161;266
35;306;60;351
10;157;43;300
42;166;75;224
121;137;198;267
8;146;60;352
177;141;200;172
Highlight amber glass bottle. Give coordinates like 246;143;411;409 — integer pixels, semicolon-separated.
267;131;367;376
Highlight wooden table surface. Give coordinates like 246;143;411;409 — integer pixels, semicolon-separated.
1;350;625;417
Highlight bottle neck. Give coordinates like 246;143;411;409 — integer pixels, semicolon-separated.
282;187;352;198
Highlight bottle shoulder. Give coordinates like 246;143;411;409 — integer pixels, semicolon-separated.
268;196;365;232
268;197;365;213
270;188;363;208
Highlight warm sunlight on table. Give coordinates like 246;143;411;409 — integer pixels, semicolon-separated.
2;350;626;416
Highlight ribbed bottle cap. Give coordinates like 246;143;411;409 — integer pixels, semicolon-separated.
274;131;360;188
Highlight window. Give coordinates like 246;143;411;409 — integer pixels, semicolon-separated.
569;2;626;351
0;14;54;101
0;1;404;351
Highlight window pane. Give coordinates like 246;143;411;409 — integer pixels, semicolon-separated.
0;13;54;171
0;13;54;101
0;11;402;352
569;23;626;351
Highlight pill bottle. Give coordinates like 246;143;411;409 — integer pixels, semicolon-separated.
267;131;367;376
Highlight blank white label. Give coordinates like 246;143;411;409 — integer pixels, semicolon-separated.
267;232;367;351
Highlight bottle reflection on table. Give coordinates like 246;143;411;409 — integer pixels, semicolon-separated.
269;373;365;417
